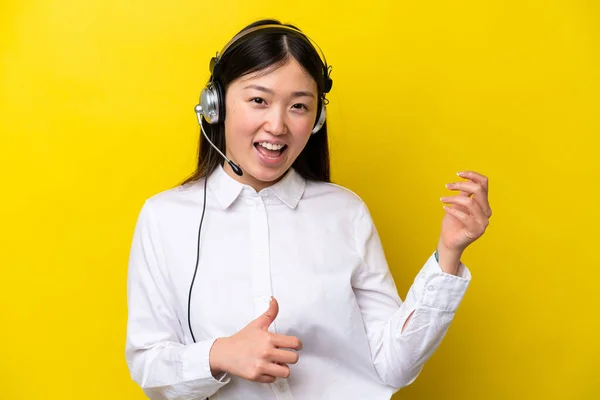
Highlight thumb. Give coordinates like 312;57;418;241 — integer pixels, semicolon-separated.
249;296;279;330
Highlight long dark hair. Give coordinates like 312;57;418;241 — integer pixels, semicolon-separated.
180;19;331;186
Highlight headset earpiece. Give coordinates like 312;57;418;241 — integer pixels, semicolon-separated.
312;102;327;134
323;71;333;94
196;81;225;125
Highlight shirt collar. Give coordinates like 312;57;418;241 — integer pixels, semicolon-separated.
208;163;306;210
268;166;306;209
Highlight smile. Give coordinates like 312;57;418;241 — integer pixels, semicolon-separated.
253;141;288;164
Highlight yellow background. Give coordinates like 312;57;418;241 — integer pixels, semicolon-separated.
1;0;598;398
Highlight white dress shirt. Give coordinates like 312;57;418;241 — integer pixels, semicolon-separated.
125;164;471;400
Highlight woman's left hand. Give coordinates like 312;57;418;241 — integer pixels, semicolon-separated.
439;170;492;255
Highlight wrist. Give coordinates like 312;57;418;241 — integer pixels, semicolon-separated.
209;337;227;377
436;243;463;275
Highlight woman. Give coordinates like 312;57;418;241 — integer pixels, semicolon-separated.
125;19;492;400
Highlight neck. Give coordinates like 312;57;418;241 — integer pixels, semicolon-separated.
222;161;284;192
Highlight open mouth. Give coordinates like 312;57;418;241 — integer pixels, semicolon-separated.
254;141;288;159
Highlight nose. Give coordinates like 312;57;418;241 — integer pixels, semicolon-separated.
263;107;287;136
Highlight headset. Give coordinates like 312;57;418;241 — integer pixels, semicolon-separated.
188;24;333;346
193;24;334;177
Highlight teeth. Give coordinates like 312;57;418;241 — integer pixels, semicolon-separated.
259;142;284;151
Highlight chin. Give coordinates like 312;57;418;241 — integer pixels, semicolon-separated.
248;164;289;184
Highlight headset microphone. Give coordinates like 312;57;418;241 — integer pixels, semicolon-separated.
194;104;243;176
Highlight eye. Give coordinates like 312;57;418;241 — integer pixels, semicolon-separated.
292;103;308;110
250;97;266;105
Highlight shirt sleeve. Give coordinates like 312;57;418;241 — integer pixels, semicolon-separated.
125;200;231;400
351;202;471;390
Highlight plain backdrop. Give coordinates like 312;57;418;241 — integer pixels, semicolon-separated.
1;0;598;399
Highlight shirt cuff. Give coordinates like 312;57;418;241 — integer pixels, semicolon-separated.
214;371;228;382
182;338;231;386
413;251;472;312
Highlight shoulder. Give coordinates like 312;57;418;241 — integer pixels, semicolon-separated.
304;180;369;218
140;179;206;219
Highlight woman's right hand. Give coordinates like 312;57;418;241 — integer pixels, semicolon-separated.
209;297;303;383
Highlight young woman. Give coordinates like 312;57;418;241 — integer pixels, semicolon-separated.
125;19;492;400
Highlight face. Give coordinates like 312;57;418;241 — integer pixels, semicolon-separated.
223;57;319;191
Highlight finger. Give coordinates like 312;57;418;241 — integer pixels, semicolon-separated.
447;180;479;195
270;333;303;351
441;196;487;225
457;171;489;192
446;181;492;218
256;374;277;384
447;180;477;200
249;297;279;331
270;348;300;365
442;196;489;231
450;203;470;216
443;205;480;234
261;361;291;379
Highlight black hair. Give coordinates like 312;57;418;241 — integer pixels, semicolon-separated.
180;19;331;186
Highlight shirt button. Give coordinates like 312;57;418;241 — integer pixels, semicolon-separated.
428;285;435;292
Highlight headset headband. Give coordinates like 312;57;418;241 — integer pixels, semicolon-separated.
209;24;333;93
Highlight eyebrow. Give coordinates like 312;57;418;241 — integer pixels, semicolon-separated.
243;84;315;98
